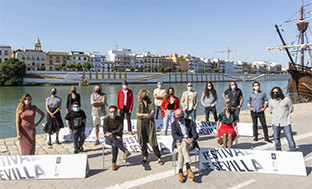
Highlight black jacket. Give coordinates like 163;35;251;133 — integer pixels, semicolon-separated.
171;118;199;151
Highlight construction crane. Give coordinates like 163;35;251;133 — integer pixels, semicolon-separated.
214;47;237;60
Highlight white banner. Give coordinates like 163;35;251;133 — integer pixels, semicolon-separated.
195;121;253;137
0;155;89;180
200;148;307;176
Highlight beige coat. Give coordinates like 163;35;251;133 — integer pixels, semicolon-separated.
136;101;158;147
181;90;199;111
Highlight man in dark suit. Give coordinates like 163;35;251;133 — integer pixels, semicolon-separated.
171;109;199;183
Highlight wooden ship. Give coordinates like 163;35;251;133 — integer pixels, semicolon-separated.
266;2;312;103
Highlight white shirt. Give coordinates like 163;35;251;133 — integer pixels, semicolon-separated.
123;89;128;106
187;91;194;111
178;121;189;138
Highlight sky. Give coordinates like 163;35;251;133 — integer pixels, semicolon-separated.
0;0;307;67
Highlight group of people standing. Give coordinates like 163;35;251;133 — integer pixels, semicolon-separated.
15;80;296;183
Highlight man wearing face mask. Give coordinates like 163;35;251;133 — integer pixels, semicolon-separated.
117;80;134;135
247;81;272;142
222;81;243;122
104;105;131;171
181;82;199;122
171;109;199;183
65;102;87;154
153;82;166;120
269;87;296;151
91;85;108;145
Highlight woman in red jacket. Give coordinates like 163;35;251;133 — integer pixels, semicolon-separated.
161;87;180;136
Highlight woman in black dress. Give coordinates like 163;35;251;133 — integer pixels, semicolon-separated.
66;86;81;113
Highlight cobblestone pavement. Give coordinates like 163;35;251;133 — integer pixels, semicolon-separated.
0;103;311;189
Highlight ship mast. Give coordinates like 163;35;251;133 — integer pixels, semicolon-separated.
297;2;309;68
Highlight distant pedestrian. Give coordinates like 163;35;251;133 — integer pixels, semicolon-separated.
65;102;87;154
136;89;164;165
16;94;45;155
269;87;296;151
66;86;81;113
247;81;272;143
104;105;131;171
161;87;180;136
216;102;239;148
44;88;64;145
90;85;107;145
117;80;134;135
222;81;243;122
181;82;199;122
201;81;218;122
153;82;166;120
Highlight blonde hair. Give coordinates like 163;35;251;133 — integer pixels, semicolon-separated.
16;94;32;115
138;89;151;102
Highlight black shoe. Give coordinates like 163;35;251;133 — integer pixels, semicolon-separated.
94;140;100;145
74;149;79;154
56;139;61;144
48;141;52;146
253;137;258;141
79;146;84;152
265;138;273;143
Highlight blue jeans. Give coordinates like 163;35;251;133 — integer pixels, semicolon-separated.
272;124;296;151
163;110;175;136
72;127;85;151
155;105;161;120
105;135;127;163
185;109;196;122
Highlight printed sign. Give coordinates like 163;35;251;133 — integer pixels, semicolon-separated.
0;155;89;180
195;121;253;137
200;148;307;176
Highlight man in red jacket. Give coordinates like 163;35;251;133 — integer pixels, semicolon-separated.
117;81;134;135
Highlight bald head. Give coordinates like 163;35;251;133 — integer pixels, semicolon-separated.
174;109;184;117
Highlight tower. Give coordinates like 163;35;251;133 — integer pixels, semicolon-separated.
35;36;41;50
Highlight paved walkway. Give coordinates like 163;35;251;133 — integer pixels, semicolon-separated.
0;103;311;189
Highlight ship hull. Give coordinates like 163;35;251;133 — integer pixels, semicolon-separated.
287;69;312;102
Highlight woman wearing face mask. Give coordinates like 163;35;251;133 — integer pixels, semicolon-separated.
16;94;45;155
201;81;218;122
160;87;180;136
66;86;81;113
269;87;296;151
136;89;164;165
44;88;64;145
216;102;239;148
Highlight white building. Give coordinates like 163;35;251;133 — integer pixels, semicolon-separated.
213;58;225;73
224;60;235;74
107;48;135;70
0;46;11;63
69;51;88;67
88;52;103;71
234;61;243;74
201;58;212;73
187;56;205;73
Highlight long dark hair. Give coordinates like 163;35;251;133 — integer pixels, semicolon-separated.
228;81;237;90
204;81;216;96
165;87;175;102
270;87;285;100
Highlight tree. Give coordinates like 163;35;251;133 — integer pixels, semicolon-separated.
151;66;157;72
121;68;126;72
175;67;182;72
49;65;53;71
164;67;171;72
0;58;26;86
58;63;65;70
65;63;75;70
159;66;165;72
128;66;135;72
75;63;83;71
83;62;91;70
38;65;45;71
211;67;220;73
204;68;209;73
112;66;118;71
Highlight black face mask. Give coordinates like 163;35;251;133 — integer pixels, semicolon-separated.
273;93;280;99
141;96;148;101
51;91;57;95
177;116;184;122
71;90;76;94
95;89;101;94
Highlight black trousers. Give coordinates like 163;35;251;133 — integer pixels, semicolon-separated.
73;127;85;151
251;111;269;138
205;106;218;122
141;123;161;158
120;106;132;131
231;107;241;122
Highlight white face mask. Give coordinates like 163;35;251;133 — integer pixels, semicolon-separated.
231;85;236;90
122;85;127;89
187;86;192;91
158;85;162;88
207;86;212;90
73;107;79;112
254;86;260;91
24;100;31;105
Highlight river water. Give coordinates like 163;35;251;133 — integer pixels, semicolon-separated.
0;80;288;139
